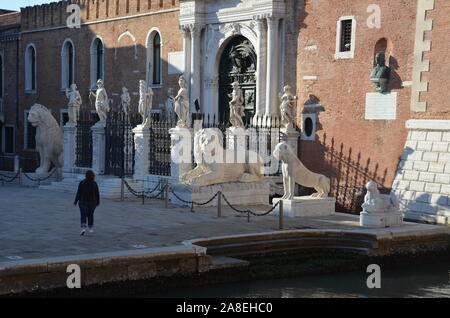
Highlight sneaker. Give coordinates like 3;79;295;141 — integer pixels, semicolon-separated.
88;228;94;233
80;229;86;236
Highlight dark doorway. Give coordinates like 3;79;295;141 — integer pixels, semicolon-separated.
218;35;257;124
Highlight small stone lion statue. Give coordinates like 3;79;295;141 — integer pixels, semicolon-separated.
27;104;64;175
180;128;264;187
362;181;399;213
273;142;330;200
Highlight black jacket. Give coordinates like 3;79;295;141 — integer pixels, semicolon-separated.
74;180;100;206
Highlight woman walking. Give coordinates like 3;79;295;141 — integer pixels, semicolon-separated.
74;170;100;236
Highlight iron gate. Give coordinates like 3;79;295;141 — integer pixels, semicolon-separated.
76;111;97;168
105;111;141;177
148;115;176;176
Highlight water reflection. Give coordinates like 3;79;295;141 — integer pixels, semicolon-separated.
151;262;450;298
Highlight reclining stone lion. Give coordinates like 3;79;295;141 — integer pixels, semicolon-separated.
273;142;330;200
180;128;264;187
27;104;64;175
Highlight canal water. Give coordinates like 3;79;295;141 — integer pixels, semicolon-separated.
152;261;450;298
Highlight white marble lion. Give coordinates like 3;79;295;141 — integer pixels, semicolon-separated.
362;181;399;213
180;128;264;187
27;104;64;175
273;142;330;200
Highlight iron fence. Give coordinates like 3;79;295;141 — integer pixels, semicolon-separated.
76;111;97;168
148;114;176;176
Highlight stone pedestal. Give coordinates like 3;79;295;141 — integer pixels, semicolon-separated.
171;182;271;207
281;128;300;156
133;125;151;180
169;127;193;184
91;123;106;175
272;197;336;218
62;124;77;173
360;211;404;228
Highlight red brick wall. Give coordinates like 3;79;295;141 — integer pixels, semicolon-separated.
295;0;417;211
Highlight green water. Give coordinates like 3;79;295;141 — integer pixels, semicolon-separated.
152;261;450;298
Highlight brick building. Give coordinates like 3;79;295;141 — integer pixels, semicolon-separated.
0;0;448;222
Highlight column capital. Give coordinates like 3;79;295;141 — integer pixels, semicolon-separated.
188;23;205;37
180;25;191;37
266;16;280;26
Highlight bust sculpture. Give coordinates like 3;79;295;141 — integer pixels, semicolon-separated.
138;80;153;127
228;81;245;128
370;52;391;93
89;79;109;124
279;85;298;129
174;76;190;128
121;87;131;117
65;84;82;125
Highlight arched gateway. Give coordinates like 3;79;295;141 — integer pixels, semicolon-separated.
218;35;257;124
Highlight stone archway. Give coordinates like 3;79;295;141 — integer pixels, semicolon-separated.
218;35;257;124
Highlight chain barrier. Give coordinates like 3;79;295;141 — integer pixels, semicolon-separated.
123;179;168;199
0;171;21;183
221;193;280;217
22;169;57;182
169;188;221;207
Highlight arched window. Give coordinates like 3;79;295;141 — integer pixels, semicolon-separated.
25;44;37;91
153;33;161;85
90;37;104;88
146;29;162;86
61;40;75;89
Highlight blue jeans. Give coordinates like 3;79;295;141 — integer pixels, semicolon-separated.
79;202;97;229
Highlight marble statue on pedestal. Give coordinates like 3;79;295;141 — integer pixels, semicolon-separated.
279;85;298;129
229;81;245;128
121;87;131;117
370;52;391;93
90;79;109;124
174;76;190;128
165;88;176;122
138;80;154;127
360;181;403;227
27;104;64;175
65;84;82;125
180;128;263;187
273;142;330;200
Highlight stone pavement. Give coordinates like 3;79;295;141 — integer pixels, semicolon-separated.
0;185;369;263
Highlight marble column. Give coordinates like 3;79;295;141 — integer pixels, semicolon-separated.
63;123;77;173
181;26;192;99
254;17;267;126
265;17;280;126
190;24;203;110
133;125;151;180
91;123;106;175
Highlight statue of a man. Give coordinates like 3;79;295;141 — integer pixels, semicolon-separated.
66;83;82;125
165;88;175;122
89;79;109;124
279;85;298;129
370;52;391;93
138;80;154;127
174;76;190;128
228;81;245;128
121;87;131;117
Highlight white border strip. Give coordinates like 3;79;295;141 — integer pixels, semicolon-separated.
406;119;450;131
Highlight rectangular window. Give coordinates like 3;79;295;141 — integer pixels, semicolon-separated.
340;19;353;52
4;126;14;154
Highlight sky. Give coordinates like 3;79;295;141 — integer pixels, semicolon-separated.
0;0;56;11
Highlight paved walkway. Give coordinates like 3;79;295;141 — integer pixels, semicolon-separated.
0;185;369;263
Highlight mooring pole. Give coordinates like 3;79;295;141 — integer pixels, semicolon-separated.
217;192;222;218
120;177;125;201
279;200;284;230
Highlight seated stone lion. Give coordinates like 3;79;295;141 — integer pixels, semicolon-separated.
273;142;330;200
180;128;264;187
362;181;399;213
27;104;64;175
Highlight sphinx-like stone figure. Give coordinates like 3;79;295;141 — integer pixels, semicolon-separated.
174;76;190;128
228;81;245;128
138;80;154;127
370;52;391;93
279;85;298;129
27;104;64;175
65;84;82;125
362;181;399;213
121;86;131;117
90;79;109;124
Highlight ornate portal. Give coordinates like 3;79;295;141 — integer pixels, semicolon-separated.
219;35;257;124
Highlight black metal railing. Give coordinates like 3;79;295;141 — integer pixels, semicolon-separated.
75;111;96;168
148;115;176;176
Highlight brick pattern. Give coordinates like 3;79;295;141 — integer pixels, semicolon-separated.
393;129;450;223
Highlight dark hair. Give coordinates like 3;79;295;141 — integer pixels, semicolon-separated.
85;170;95;182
